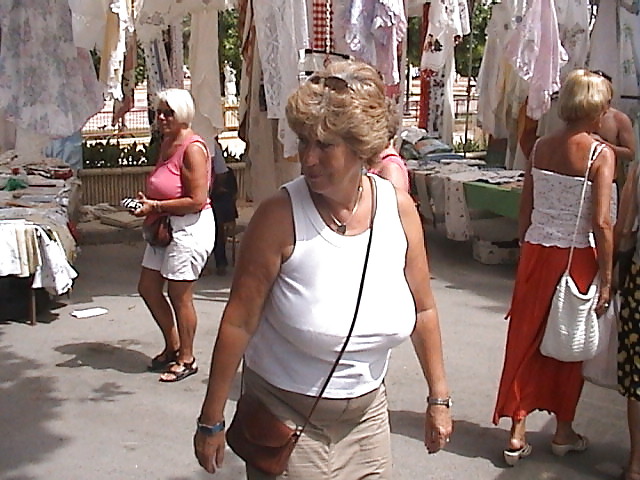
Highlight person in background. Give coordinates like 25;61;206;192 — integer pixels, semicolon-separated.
209;136;238;276
193;60;452;478
614;160;640;480
591;70;636;189
133;88;215;382
368;110;410;192
493;69;614;466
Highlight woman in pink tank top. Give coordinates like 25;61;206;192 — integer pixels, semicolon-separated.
368;144;410;192
132;88;215;383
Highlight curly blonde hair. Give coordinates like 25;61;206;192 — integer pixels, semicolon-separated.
286;60;398;167
558;69;612;123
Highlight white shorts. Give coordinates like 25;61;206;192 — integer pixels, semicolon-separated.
141;208;215;281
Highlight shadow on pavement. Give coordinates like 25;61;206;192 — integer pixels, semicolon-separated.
0;331;66;479
425;228;516;314
390;410;625;479
54;341;149;374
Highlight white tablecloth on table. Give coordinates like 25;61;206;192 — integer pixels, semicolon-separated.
410;163;524;241
0;219;77;295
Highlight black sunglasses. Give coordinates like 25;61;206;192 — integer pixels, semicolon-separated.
308;74;352;93
157;108;175;118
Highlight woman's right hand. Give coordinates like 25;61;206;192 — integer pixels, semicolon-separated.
132;192;154;217
194;430;226;474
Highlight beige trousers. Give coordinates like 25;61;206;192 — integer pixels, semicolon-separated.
241;368;392;480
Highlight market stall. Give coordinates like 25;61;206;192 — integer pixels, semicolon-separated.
0;151;81;324
413;0;640;263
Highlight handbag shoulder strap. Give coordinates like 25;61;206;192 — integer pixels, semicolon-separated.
530;138;540;167
295;175;377;436
565;141;605;273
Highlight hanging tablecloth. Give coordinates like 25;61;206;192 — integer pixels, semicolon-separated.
0;0;104;138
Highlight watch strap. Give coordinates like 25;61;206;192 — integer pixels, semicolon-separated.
197;418;225;435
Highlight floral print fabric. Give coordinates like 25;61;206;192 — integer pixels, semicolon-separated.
0;0;104;138
619;260;640;401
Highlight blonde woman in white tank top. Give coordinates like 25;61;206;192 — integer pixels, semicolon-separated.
193;61;452;479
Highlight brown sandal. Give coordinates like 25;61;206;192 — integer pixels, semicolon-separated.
159;359;198;382
147;350;178;372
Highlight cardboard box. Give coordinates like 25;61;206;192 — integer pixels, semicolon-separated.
472;238;519;265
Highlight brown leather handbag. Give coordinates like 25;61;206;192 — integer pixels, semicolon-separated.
226;177;377;476
142;215;172;247
226;394;302;475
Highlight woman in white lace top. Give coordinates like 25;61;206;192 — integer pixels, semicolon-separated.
493;69;614;467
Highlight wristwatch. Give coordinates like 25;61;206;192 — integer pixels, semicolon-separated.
427;396;453;408
196;418;226;436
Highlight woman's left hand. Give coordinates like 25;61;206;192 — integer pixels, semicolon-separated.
424;405;453;454
595;282;611;317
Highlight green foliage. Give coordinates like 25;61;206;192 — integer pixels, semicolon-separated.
453;137;486;153
82;138;155;169
407;17;423;68
454;3;491;78
134;42;147;86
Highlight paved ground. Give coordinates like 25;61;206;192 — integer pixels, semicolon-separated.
0;221;628;480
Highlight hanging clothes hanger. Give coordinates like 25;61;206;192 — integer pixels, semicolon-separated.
303;48;351;60
301;0;353;78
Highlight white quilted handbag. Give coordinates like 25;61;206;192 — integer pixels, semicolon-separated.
539;143;604;362
540;272;600;361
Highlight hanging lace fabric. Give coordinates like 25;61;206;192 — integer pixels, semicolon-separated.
589;0;640;117
0;0;104;138
617;0;640;117
98;0;135;101
190;7;225;139
537;0;591;136
476;0;529;139
68;0;109;50
253;0;309;158
503;0;567;121
334;0;407;85
137;0;227;104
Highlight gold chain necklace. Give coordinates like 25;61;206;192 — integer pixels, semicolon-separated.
327;183;363;235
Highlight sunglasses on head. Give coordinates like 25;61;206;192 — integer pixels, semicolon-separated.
157;108;175;118
591;70;612;83
308;74;352;93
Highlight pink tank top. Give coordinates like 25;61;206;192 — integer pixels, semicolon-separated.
146;134;212;208
368;146;410;192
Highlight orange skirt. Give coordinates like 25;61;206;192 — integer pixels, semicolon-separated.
492;242;598;425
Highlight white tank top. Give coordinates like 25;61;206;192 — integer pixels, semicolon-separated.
244;175;416;398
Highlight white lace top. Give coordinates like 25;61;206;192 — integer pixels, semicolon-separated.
525;168;595;248
525;142;614;248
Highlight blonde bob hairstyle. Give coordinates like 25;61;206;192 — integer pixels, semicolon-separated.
286;60;398;168
157;88;195;126
558;69;612;123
